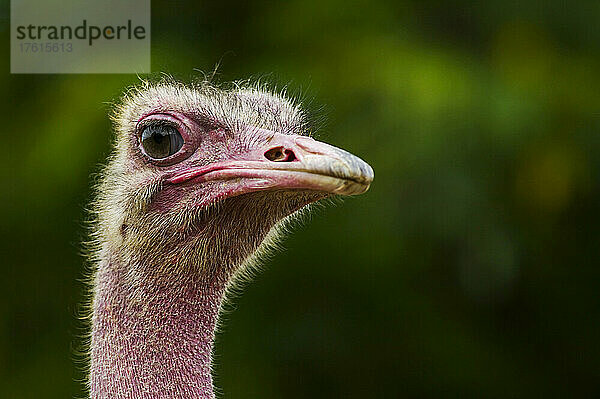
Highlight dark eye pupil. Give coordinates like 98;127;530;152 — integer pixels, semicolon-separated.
141;124;184;159
153;134;164;144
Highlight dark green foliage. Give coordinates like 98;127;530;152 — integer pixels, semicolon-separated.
1;0;599;397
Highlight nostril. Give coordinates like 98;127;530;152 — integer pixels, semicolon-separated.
265;147;285;161
265;146;297;162
283;149;296;162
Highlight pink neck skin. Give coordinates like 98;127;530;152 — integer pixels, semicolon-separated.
89;256;226;399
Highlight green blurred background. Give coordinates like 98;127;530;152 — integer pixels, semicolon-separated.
2;0;600;397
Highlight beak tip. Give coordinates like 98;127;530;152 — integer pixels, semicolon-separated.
352;158;374;189
339;160;374;196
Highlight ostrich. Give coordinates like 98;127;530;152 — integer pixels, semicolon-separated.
86;79;373;399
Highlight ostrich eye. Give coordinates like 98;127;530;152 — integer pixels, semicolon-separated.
141;124;184;159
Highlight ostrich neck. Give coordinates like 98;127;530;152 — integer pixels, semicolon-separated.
89;253;227;399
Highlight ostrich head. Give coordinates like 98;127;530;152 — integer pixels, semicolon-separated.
96;80;372;284
89;79;373;398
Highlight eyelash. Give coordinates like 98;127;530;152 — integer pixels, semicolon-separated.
138;120;179;136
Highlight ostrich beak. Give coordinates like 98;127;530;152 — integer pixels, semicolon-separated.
167;133;374;197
